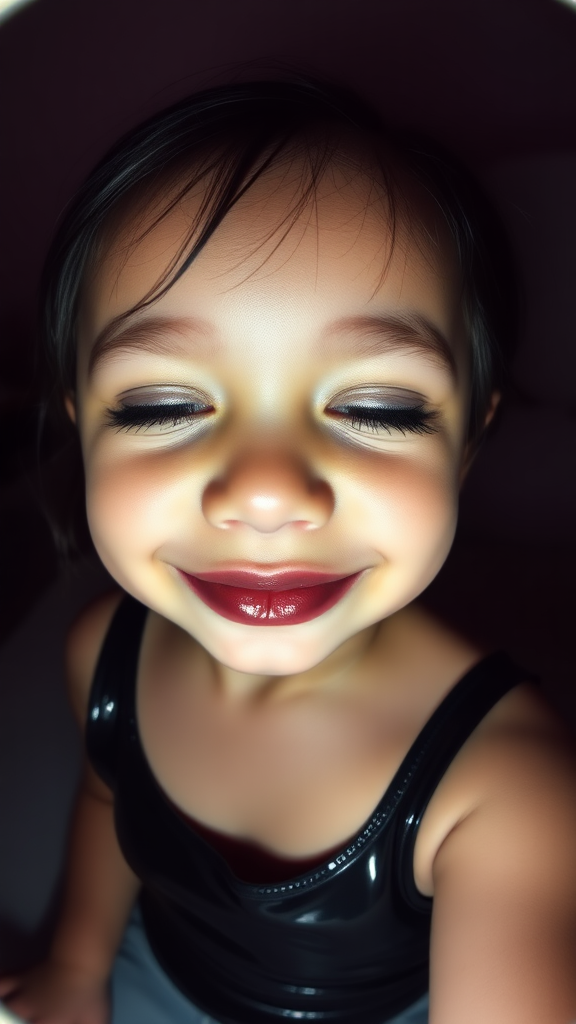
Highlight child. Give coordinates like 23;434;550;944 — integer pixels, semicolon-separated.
1;78;575;1024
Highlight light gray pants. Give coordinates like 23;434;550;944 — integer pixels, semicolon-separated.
111;904;429;1024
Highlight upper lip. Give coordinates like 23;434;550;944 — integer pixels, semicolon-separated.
178;567;361;591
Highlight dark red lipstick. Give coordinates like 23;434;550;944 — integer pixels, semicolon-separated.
178;569;362;625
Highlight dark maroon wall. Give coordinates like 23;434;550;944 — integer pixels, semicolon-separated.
1;0;575;396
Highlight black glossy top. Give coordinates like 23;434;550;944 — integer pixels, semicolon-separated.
86;595;529;1024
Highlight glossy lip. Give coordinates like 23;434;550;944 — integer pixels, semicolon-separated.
177;568;363;625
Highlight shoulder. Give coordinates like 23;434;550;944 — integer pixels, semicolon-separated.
420;677;576;898
65;588;125;730
444;678;576;824
427;683;576;1021
415;676;576;893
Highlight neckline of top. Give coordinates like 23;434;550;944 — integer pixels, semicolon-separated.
118;596;515;897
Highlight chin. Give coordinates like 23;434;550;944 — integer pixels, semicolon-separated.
198;624;343;677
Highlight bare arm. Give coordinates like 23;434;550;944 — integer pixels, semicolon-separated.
0;591;140;1023
50;589;141;977
429;698;576;1023
48;763;141;980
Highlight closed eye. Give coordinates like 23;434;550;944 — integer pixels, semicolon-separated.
105;400;214;432
328;404;438;436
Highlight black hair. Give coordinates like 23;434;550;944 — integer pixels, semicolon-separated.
39;76;517;558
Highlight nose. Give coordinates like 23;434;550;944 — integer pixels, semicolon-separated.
202;452;334;533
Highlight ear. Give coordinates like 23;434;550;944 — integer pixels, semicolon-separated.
483;390;501;430
64;392;77;425
459;391;501;485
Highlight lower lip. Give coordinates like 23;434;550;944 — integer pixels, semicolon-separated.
179;572;362;625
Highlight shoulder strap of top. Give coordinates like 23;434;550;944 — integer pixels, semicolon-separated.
392;651;536;913
85;594;148;790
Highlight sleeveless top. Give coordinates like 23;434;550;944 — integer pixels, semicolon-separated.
86;595;530;1024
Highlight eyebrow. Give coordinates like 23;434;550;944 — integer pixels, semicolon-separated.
87;310;457;381
87;314;217;378
321;313;458;380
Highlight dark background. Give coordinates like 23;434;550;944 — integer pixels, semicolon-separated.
1;0;575;972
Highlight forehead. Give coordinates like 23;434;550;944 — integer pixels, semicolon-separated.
78;154;465;372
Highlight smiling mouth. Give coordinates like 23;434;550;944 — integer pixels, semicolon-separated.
177;569;363;625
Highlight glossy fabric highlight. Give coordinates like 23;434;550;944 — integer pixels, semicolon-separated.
87;596;529;1024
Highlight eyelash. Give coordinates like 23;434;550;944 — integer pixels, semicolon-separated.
105;402;437;437
330;405;437;436
106;402;212;431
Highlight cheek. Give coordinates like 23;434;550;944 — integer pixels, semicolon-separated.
350;450;459;574
85;448;183;564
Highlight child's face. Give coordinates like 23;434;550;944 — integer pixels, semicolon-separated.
73;162;472;677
